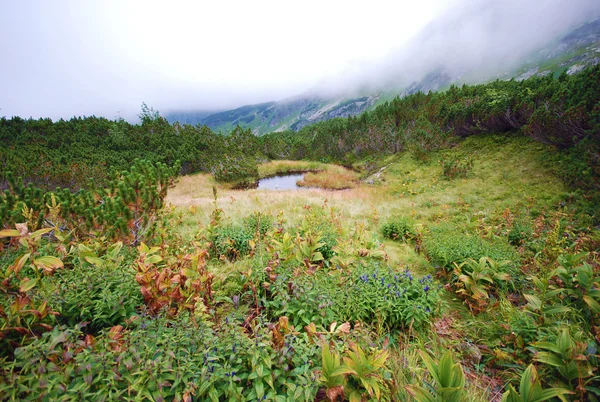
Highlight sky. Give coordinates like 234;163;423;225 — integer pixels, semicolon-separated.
1;0;599;121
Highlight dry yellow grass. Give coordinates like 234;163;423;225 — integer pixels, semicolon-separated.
298;165;359;190
257;160;326;178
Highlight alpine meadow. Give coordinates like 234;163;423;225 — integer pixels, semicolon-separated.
1;2;600;401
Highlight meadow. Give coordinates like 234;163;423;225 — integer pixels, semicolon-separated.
1;68;599;401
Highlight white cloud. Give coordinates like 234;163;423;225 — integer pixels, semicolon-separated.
0;0;598;119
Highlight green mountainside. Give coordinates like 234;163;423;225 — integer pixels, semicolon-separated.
166;18;600;135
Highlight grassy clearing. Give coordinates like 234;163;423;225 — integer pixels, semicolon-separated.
159;134;591;400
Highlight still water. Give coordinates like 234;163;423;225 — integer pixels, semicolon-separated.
256;173;306;190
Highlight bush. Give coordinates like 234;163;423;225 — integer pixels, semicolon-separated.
211;224;253;260
265;261;440;330
48;243;141;332
508;219;533;246
381;217;416;242
212;155;258;184
243;212;273;237
439;155;473;179
0;313;321;401
344;264;440;329
424;224;520;275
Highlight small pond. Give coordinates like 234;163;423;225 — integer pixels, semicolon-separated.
257;173;307;190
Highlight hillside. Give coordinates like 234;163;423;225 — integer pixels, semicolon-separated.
166;18;600;135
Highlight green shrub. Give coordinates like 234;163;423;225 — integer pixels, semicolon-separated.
0;313;320;401
424;224;520;276
439;155;473;179
266;268;341;328
48;243;141;332
344;264;440;329
212;155;258;184
381;217;416;242
243;212;273;237
265;262;440;330
508;219;533;246
50;262;141;333
211;224;253;260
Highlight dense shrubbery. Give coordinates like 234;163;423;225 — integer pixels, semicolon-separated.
0;111;262;191
0;159;178;243
210;224;253;260
439;154;474;179
48;242;141;332
381;217;416;242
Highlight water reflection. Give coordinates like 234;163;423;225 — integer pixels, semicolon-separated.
256;173;306;190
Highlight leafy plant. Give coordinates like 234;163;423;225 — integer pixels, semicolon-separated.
318;342;390;402
243;211;273;237
424;224;520;276
501;364;572;402
381;217;416;242
49;241;141;332
407;350;465;402
211;224;253;261
344;265;440;330
452;257;512;312
134;243;213;317
534;328;597;398
555;253;600;323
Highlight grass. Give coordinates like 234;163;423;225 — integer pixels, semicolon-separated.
298;165;359;190
163;134;578;400
168;134;565;261
257;160;326;178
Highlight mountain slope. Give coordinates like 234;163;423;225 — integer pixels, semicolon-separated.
166;18;600;135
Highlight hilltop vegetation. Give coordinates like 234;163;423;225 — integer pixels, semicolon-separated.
166;18;600;135
1;66;600;401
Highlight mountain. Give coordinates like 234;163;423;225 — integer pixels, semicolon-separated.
166;18;600;135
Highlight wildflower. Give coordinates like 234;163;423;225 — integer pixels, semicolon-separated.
424;285;429;292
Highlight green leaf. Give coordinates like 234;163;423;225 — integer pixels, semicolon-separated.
583;295;600;313
84;256;104;266
19;277;39;292
0;229;21;238
524;294;542;310
34;256;64;270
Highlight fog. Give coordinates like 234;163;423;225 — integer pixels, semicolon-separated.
1;0;598;121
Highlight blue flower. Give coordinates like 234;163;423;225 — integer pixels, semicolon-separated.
424;285;429;292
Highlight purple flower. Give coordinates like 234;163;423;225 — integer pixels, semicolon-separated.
424;285;429;292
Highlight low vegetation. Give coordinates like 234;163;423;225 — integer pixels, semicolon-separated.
1;67;600;401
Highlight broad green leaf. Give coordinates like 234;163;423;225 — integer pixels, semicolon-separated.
34;256;64;270
19;277;38;292
0;229;21;238
524;294;542;310
583;295;600;313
